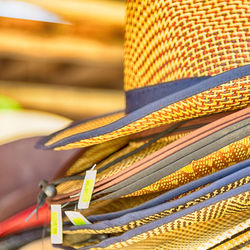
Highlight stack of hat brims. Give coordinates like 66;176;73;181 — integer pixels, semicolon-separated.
32;0;250;249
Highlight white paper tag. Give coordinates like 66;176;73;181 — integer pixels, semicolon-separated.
78;168;97;209
50;204;63;244
65;211;91;225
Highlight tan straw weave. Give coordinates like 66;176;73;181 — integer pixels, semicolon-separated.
63;176;249;235
105;191;250;248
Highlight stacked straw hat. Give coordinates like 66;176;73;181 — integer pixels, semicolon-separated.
35;0;249;249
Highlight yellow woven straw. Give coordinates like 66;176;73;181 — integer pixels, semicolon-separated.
62;193;250;249
55;133;186;194
95;134;187;183
126;136;250;197
124;0;249;90
101;213;250;250
65;213;250;249
70;192;164;219
49;78;250;150
212;228;250;250
42;0;250;150
104;191;250;248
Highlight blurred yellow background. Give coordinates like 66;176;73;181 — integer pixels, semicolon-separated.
0;0;125;119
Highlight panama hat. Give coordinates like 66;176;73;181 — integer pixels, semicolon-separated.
63;162;250;233
37;0;250;150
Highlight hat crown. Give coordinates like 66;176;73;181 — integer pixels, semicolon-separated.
124;0;249;91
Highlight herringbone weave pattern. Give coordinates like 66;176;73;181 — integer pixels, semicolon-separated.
126;136;250;197
105;191;250;248
63;177;249;235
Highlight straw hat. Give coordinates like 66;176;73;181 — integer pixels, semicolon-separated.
37;0;250;150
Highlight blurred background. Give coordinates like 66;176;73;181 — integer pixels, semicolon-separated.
0;0;125;119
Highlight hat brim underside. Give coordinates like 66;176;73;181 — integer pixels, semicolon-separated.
37;65;250;150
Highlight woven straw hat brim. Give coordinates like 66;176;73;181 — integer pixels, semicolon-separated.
37;65;250;150
53;163;250;248
88;159;250;223
47;108;249;204
95;117;249;200
62;167;249;234
75;188;250;249
93;110;249;194
62;211;249;249
88;213;249;250
49;134;249;205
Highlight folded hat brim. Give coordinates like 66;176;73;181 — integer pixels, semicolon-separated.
94;116;250;200
47;108;249;205
63;165;249;234
37;65;250;150
80;186;250;249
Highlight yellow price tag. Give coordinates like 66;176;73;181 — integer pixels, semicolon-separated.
51;211;58;235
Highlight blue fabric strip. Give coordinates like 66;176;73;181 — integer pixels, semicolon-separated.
88;159;249;222
125;76;210;113
65;165;249;232
38;64;250;149
82;183;250;249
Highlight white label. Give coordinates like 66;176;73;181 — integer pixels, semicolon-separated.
65;211;91;225
50;204;63;244
78;169;97;209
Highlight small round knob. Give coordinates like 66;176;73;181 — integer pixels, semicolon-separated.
43;184;57;198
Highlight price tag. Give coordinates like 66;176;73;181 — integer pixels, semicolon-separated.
65;211;91;225
78;165;97;209
50;205;63;244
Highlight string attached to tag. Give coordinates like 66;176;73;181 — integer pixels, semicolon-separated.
25;180;57;221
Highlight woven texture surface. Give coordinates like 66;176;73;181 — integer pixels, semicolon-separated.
64;212;249;249
212;228;250;250
99;212;249;250
63;177;249;235
96;134;187;182
124;0;249;90
104;191;250;248
47;77;250;150
126;136;250;197
65;137;128;176
55;134;186;195
56;137;129;194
